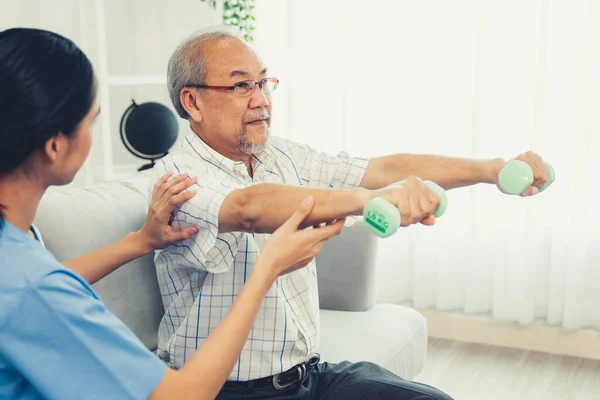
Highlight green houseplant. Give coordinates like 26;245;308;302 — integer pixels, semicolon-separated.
201;0;256;42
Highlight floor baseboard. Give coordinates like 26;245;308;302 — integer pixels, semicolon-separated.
419;309;600;360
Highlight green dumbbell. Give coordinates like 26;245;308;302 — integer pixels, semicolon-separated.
497;160;555;195
363;180;448;238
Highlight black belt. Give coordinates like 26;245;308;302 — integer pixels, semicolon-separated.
223;354;320;390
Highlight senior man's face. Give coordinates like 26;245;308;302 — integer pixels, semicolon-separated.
200;38;272;155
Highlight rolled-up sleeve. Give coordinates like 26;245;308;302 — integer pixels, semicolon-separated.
273;138;371;189
152;158;245;274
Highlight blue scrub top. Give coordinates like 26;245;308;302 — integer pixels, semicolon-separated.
0;221;166;399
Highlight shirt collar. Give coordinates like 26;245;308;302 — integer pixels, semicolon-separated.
182;130;275;174
183;131;237;171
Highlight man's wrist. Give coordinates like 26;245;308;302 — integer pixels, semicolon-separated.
351;188;375;216
481;158;506;185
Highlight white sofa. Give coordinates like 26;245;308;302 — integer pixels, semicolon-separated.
33;172;428;380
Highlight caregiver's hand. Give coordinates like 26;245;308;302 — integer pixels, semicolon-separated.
138;172;200;252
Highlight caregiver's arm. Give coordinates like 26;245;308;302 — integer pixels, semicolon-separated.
63;173;199;284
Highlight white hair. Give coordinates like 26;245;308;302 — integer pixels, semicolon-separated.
167;26;241;119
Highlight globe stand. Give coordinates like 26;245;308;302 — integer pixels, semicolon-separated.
138;160;157;172
119;99;179;173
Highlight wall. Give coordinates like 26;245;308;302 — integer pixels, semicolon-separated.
0;0;222;187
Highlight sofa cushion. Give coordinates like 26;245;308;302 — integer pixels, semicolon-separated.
34;173;163;351
317;304;427;380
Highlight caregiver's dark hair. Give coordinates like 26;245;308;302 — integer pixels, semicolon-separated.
0;28;95;230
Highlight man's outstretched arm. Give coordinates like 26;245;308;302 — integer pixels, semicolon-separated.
218;184;370;234
218;178;442;234
360;151;548;193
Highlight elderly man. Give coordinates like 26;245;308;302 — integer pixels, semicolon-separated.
152;28;548;399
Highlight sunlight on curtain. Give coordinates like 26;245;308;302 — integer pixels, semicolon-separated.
253;0;600;330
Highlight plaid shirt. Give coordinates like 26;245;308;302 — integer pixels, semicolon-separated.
152;131;370;381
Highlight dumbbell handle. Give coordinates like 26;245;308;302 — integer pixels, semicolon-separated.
498;160;555;195
363;180;447;238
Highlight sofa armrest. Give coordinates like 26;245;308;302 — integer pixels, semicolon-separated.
316;219;379;312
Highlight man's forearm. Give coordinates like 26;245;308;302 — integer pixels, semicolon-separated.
219;184;371;234
360;154;505;190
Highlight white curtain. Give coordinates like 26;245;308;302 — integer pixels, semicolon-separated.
253;0;600;330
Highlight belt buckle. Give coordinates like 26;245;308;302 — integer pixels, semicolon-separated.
272;365;303;390
309;354;320;366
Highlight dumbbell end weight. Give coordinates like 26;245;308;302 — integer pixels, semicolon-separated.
498;160;555;195
539;162;555;192
424;180;447;218
363;197;400;238
362;180;447;238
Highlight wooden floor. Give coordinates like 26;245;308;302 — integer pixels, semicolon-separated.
414;339;600;400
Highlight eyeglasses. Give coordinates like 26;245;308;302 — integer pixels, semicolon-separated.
186;77;279;97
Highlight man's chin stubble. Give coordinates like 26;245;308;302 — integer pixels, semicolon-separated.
239;127;270;155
